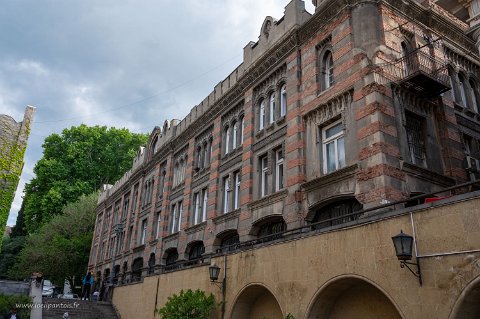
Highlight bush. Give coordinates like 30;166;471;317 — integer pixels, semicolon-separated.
156;289;216;319
0;294;31;319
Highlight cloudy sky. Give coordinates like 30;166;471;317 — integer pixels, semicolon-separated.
3;0;315;226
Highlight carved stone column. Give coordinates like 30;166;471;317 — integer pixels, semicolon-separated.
461;0;480;53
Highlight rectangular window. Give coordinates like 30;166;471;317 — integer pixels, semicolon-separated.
140;219;147;245
122;195;130;220
177;201;183;232
202;188;208;222
223;176;230;213
234;171;241;209
132;184;139;215
128;226;133;249
96;213;103;235
280;85;287;117
322;121;345;174
405;113;427;167
275;149;284;191
193;192;200;225
171;204;177;234
260;155;268;197
155;212;161;239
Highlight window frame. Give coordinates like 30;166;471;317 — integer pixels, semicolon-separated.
280;84;287;117
275;149;284;191
322;120;345;174
260;155;269;197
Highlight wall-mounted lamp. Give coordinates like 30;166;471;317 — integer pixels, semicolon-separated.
392;230;422;286
208;261;226;319
208;263;221;282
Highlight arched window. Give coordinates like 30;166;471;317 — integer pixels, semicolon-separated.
240;116;245;145
225;126;230;154
459;74;469;108
150;136;158;159
280;84;287;117
312;199;362;230
257;219;287;243
259;100;266;130
203;142;209;167
196;146;202;169
232;121;238;149
469;79;479;113
220;233;240;253
148;253;155;275
131;258;143;282
165;249;178;268
448;68;458;102
188;242;205;261
321;50;334;90
269;92;276;124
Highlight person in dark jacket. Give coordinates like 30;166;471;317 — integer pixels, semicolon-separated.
82;272;93;300
4;307;20;319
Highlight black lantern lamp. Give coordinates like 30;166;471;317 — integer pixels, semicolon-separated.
392;230;422;285
209;263;221;282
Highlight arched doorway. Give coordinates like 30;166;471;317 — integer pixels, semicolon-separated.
450;276;480;319
306;276;403;319
230;284;283;319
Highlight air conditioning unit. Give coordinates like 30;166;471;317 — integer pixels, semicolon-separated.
466;156;479;172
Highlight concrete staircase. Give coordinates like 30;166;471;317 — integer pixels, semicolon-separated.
42;298;119;319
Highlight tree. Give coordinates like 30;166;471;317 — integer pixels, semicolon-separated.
0;236;25;279
22;125;147;233
156;289;216;319
9;193;97;287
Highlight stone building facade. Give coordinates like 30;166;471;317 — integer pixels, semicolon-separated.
0;105;34;246
89;0;480;317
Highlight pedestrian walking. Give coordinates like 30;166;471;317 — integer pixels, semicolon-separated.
82;272;93;300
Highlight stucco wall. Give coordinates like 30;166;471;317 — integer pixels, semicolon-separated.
112;195;480;319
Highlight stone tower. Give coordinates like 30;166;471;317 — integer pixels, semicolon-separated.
0;105;35;250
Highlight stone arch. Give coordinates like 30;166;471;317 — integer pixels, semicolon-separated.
449;274;480;319
229;283;284;319
305;275;404;319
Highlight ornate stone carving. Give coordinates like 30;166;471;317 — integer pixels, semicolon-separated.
303;89;353;126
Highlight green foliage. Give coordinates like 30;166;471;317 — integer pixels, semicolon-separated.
0;116;30;251
156;289;216;319
10;202;26;238
0;236;26;279
285;314;295;319
9;193;98;286
22;124;147;233
0;294;31;319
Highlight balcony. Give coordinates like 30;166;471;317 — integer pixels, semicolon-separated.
374;50;450;98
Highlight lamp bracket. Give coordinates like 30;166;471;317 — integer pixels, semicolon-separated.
400;260;422;286
210;279;225;292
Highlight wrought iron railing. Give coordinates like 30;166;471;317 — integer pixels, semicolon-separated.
374;50;450;88
109;180;480;286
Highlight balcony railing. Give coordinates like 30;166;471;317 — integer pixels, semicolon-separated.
374;50;450;97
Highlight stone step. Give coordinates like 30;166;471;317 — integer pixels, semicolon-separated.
42;298;118;319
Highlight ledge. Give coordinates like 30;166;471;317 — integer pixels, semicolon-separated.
301;164;358;192
248;189;288;210
184;222;207;235
402;162;455;187
162;232;179;243
212;209;241;225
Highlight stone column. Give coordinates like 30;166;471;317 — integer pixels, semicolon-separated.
462;0;480;53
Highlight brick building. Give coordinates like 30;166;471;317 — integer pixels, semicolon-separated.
89;0;480;317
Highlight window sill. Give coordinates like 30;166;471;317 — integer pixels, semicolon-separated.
212;209;241;225
248;189;288;210
184;222;207;235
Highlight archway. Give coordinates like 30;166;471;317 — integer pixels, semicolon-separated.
450;275;480;319
230;284;283;319
306;276;403;319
